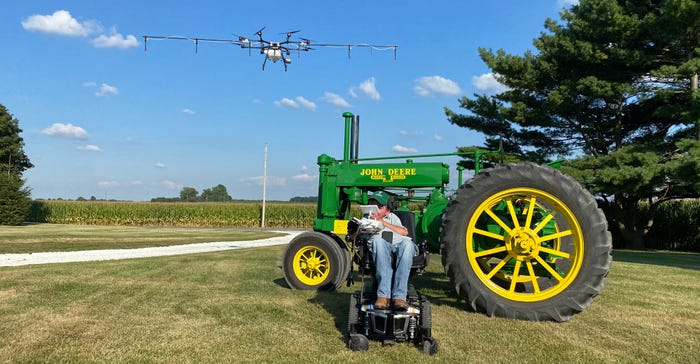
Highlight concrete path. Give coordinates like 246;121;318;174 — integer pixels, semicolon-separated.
0;231;301;267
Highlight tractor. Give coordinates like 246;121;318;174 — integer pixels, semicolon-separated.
281;112;613;352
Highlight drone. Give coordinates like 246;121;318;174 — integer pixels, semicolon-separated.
142;27;397;71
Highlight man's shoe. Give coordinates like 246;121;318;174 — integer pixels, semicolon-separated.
393;298;408;311
374;296;390;310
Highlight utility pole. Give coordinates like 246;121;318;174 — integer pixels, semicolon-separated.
261;143;268;228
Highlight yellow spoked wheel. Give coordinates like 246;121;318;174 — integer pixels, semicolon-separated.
292;246;331;286
282;231;349;290
440;163;612;322
466;188;583;302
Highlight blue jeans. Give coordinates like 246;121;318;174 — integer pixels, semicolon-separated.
371;235;417;300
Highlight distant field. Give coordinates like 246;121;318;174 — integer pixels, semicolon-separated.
0;244;698;363
29;200;319;228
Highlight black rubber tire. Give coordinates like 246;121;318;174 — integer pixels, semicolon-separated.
347;293;360;335
422;337;438;356
348;334;369;352
282;231;347;290
419;297;432;340
440;163;612;322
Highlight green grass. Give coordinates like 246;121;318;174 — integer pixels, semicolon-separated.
0;227;698;362
0;224;283;254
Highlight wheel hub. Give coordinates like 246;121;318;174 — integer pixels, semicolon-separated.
507;228;539;260
304;255;322;272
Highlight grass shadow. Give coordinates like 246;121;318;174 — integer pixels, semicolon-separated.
308;290;352;342
613;249;700;271
410;271;472;312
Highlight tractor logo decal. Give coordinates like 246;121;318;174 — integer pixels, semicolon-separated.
360;168;417;183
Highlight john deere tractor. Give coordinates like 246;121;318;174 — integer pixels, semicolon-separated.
281;112;612;351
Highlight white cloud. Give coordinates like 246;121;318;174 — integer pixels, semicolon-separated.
322;92;351;108
95;83;118;97
98;181;120;188
295;96;316;111
130;180;143;186
77;144;102;152
350;77;381;100
414;76;461;97
472;73;509;95
161;180;180;189
154;162;166;168
91;30;139;49
241;176;286;187
22;10;101;37
42;123;88;139
433;134;444;142
292;173;316;182
274;96;316;111
399;130;423;137
300;165;308;171
392;145;418;153
183;108;195;115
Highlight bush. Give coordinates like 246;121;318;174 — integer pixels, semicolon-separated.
646;199;700;252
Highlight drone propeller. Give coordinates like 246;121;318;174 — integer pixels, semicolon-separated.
255;26;266;36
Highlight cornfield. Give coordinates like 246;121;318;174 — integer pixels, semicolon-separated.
29;200;319;228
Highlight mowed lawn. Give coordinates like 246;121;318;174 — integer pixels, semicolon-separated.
0;224;284;254
0;225;698;363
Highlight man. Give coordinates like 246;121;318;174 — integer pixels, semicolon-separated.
367;191;417;311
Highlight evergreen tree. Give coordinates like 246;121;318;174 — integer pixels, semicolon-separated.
445;0;700;248
0;104;33;175
0;167;32;225
0;104;33;225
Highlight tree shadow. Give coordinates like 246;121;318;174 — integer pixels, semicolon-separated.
612;249;700;271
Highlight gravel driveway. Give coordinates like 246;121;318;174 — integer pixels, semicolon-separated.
0;231;301;267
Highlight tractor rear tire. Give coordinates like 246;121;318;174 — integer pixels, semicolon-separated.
440;163;612;322
282;231;348;290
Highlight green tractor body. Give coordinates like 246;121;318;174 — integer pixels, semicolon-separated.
282;112;612;323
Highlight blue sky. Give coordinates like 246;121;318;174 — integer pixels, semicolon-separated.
1;0;577;201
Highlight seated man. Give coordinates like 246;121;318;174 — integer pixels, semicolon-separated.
367;191;417;311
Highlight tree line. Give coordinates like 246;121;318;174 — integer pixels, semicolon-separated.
151;185;233;202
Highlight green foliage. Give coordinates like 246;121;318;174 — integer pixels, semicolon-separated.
289;196;317;203
200;184;232;202
171;185;233;202
446;0;700;248
179;187;198;202
0;104;33;175
646;199;700;252
0;173;32;225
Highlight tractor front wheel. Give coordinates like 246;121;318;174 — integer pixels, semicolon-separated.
282;231;348;290
440;163;612;322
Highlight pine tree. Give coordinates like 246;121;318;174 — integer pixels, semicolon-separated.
0;104;33;225
0;173;31;225
445;0;700;248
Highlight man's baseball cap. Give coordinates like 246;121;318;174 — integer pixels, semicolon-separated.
369;191;390;206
